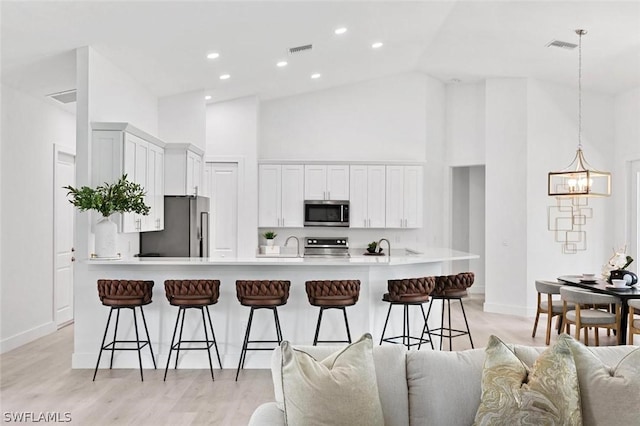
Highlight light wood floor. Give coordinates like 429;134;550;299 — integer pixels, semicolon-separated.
0;295;619;425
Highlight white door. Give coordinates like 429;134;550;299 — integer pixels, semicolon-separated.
304;165;327;200
326;165;350;200
206;162;238;258
280;165;304;227
349;165;368;228
403;166;423;228
386;165;405;228
367;165;386;228
258;164;282;227
54;146;75;327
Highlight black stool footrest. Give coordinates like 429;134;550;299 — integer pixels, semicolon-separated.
102;340;151;351
381;335;432;348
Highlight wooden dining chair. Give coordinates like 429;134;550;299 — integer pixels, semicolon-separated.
532;280;569;345
628;299;640;345
560;287;621;346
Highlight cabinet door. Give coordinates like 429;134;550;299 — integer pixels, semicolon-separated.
186;151;202;196
122;133;148;232
385;165;405;228
367;165;386;228
349;165;368;228
258;165;282;227
281;165;304;227
146;144;164;231
403;166;423;228
304;165;327;200
326;165;349;200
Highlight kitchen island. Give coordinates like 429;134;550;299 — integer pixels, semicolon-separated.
74;248;477;369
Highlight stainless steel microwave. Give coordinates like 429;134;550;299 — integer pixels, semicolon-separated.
304;200;350;227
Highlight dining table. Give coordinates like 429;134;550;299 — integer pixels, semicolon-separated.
558;275;640;345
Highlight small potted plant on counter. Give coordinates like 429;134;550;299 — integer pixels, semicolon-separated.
263;231;278;247
65;174;150;258
367;241;378;254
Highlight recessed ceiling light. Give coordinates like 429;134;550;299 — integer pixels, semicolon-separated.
205;95;212;100
277;61;288;67
334;27;347;35
219;74;230;80
371;42;383;49
311;73;321;79
207;52;220;59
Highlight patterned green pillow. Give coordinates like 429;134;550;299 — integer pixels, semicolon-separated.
473;335;582;426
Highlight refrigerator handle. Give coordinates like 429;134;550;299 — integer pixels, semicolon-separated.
200;211;209;257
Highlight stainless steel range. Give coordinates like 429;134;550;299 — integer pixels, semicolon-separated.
304;237;350;258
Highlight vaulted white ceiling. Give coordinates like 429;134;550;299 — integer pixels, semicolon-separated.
2;1;639;106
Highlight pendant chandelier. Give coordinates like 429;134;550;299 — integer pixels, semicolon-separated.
547;29;611;198
547;29;611;254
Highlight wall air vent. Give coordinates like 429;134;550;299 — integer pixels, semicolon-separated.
546;40;577;50
46;89;77;104
289;44;313;54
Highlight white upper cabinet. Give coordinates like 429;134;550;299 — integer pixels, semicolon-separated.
92;122;165;233
259;164;304;228
349;165;386;228
304;164;349;200
164;143;204;196
385;165;423;228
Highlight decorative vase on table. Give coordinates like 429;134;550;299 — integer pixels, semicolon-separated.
609;270;638;286
94;216;118;258
266;239;275;247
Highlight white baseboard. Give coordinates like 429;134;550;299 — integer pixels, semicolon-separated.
468;285;485;295
0;321;57;354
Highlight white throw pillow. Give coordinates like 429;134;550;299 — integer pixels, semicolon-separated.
280;333;384;426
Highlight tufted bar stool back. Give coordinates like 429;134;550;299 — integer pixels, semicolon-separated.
93;280;156;381
305;280;360;345
426;272;475;350
235;280;290;380
163;280;222;381
379;276;436;350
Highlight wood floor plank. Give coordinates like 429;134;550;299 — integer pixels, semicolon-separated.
0;295;622;425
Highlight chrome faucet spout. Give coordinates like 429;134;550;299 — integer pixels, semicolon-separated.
285;236;301;257
377;238;391;257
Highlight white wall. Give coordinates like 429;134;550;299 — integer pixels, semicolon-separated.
0;84;75;352
260;72;428;162
526;79;614;314
159;90;206;150
484;78;529;315
206;96;259;256
613;86;640;268
446;82;485;166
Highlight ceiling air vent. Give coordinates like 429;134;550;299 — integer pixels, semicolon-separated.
46;89;77;104
289;44;313;54
546;40;577;50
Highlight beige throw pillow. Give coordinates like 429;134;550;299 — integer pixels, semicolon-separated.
280;333;384;426
563;335;640;426
473;335;582;426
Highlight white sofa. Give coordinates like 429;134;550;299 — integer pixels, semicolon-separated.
248;343;638;426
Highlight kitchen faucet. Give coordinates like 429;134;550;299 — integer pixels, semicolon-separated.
377;238;391;257
285;236;301;257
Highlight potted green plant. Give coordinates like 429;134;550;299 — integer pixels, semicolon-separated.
262;231;277;246
64;174;150;258
367;241;378;254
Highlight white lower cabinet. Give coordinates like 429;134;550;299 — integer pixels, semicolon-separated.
385;165;423;228
349;165;386;228
92;123;165;233
259;164;304;227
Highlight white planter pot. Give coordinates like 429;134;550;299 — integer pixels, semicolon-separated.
95;216;118;258
266;239;275;247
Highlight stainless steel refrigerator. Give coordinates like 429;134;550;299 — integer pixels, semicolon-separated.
139;195;209;257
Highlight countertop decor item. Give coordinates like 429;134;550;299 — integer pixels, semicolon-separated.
602;246;637;285
367;241;379;254
262;231;277;247
547;29;611;254
65;174;150;258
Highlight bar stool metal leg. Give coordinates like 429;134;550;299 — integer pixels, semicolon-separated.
313;308;325;345
139;306;156;369
175;308;187;369
236;307;255;381
93;308;114;381
379;304;393;345
205;306;223;369
200;307;215;380
342;307;352;344
132;307;144;381
164;307;183;381
459;298;474;348
110;308;121;369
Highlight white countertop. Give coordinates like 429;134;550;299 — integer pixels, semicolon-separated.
86;248;478;266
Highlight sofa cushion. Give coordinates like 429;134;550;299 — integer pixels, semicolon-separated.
280;333;384;426
272;343;409;426
473;335;582;426
565;336;640;426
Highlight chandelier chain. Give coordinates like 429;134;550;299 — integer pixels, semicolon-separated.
578;30;582;149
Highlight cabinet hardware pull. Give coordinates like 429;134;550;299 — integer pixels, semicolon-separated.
71;257;75;262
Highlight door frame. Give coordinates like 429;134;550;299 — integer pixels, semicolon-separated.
53;144;76;327
629;159;640;273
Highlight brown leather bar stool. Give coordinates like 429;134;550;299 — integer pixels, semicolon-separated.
93;279;156;381
305;280;360;345
379;276;435;350
163;280;222;381
426;272;475;350
236;280;290;380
